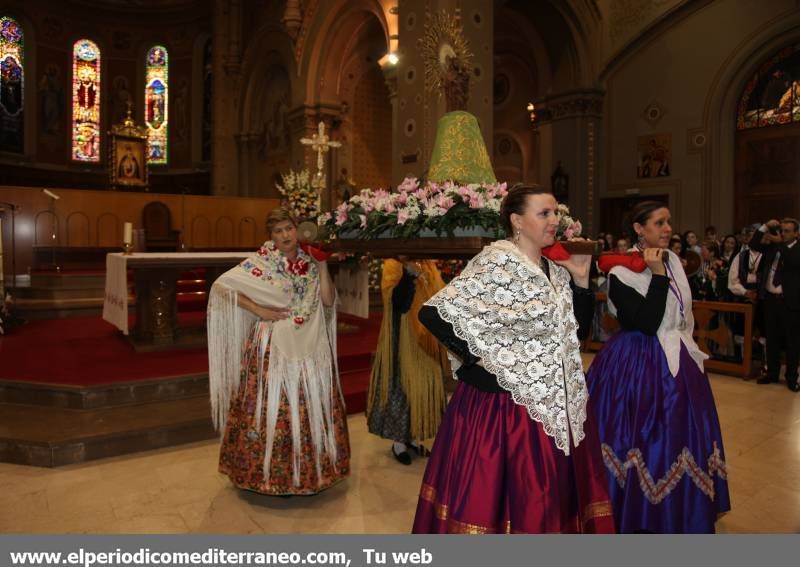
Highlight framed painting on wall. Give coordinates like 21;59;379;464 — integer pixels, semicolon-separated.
636;133;671;178
109;104;149;190
110;135;147;188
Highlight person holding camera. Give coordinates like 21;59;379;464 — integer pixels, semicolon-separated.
749;218;800;391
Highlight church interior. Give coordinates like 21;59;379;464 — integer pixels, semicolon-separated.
1;0;800;534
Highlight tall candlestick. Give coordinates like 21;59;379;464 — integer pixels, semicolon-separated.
123;222;133;245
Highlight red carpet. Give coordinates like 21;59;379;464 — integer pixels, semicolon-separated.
0;312;380;414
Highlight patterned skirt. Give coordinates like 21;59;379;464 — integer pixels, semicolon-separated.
412;381;615;534
218;340;351;495
585;331;731;533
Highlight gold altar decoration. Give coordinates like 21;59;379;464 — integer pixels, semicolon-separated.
109;102;149;190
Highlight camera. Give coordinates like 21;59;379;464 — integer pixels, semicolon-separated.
769;225;780;236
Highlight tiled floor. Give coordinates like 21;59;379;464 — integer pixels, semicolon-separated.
1;362;799;533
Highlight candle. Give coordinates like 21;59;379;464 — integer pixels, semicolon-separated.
123;222;133;245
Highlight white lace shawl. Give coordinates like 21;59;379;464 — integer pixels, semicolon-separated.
426;239;588;455
607;249;707;377
206;242;341;486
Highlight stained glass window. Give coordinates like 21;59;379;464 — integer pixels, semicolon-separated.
737;44;800;130
145;45;168;164
0;16;24;154
71;39;101;162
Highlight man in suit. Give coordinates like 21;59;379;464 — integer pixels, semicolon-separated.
750;218;800;391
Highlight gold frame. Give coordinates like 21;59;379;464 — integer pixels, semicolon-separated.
109;105;149;190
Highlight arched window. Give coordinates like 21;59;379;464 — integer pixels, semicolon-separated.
71;39;101;162
0;16;24;154
145;45;168;164
738;44;800;130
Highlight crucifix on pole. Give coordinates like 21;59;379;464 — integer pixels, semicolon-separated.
300;121;341;212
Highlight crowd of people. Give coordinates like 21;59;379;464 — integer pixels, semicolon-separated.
595;217;800;392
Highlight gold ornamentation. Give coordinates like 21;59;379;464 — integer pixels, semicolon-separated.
418;9;472;95
602;442;728;504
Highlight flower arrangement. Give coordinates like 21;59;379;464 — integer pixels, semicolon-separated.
276;169;320;221
322;177;509;239
556;203;583;240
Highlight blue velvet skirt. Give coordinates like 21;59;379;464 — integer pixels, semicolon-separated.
585;331;731;533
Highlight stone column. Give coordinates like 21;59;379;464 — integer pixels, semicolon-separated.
380;60;400;185
533;89;604;234
211;0;242;195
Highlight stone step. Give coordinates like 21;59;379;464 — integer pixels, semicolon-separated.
0;397;217;467
13;287;106;300
29;273;106;289
0;373;211;410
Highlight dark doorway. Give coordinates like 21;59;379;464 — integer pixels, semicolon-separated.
598;194;669;239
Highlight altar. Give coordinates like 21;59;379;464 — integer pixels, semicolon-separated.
102;251;249;349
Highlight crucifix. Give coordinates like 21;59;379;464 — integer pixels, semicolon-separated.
300;121;341;212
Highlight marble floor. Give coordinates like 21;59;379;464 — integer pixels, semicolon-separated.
1;360;799;534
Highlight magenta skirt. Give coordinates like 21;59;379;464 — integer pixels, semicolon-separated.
412;382;615;534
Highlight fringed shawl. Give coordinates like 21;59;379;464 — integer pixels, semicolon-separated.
368;259;447;442
207;241;341;486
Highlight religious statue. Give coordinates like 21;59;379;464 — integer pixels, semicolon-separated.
419;9;495;185
443;55;470;112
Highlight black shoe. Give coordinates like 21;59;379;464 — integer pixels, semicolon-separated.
410;443;431;457
392;445;412;465
757;377;778;384
787;381;800;392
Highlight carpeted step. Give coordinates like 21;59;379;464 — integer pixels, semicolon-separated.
338;351;372;374
176;291;208;311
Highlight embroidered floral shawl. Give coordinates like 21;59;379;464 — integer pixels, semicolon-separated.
207;241;341;485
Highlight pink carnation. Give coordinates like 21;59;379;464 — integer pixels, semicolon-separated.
398;177;419;193
437;196;455;212
397;210;410;225
335;204;349;226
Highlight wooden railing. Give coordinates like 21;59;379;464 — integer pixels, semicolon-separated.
586;293;755;377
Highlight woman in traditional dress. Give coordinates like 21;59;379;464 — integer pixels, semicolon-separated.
586;201;730;533
367;258;448;465
207;208;350;495
412;185;615;534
